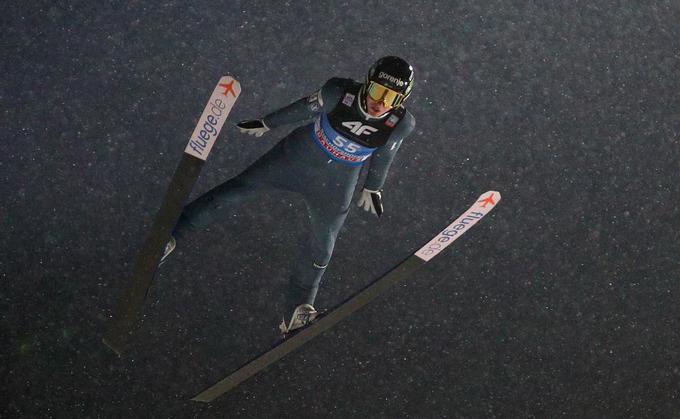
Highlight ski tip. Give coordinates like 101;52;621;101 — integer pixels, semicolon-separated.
476;191;501;208
482;190;501;200
216;75;242;98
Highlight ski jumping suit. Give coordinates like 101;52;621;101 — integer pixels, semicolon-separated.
174;77;415;309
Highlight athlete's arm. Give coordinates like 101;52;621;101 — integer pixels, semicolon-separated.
261;78;346;129
363;111;416;191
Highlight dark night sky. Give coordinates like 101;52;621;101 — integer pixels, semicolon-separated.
2;1;679;417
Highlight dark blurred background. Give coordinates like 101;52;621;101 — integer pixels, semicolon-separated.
2;1;678;417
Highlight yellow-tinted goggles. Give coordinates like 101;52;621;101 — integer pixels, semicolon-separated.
366;82;405;107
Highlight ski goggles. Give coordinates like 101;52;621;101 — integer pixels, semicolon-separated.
366;81;406;107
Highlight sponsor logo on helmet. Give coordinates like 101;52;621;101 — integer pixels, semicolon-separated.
378;71;406;87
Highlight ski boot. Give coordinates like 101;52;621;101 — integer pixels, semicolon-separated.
279;304;318;335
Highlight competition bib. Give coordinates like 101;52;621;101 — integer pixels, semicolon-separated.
310;113;376;166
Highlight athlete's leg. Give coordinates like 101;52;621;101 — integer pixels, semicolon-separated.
173;177;262;239
173;143;292;239
286;195;351;309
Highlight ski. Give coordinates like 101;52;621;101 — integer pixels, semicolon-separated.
191;190;501;402
103;76;241;355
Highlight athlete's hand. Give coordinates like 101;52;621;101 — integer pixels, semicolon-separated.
236;119;270;137
357;188;383;218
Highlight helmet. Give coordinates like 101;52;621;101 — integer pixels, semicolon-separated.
363;56;414;110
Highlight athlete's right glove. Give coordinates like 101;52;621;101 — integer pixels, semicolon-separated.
357;188;383;218
236;119;270;137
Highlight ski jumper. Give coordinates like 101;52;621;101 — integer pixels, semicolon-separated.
174;77;415;309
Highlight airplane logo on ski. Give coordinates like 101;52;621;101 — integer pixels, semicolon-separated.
219;80;237;97
477;193;497;208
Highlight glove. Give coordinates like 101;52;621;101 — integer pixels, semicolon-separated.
357;188;383;218
236;119;270;137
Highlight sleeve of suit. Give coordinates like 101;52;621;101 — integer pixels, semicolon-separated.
363;111;416;191
262;78;346;129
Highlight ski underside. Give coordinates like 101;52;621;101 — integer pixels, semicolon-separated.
103;76;241;355
191;190;501;402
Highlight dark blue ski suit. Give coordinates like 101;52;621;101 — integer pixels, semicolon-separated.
175;77;415;310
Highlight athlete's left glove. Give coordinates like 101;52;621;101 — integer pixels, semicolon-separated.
357;188;383;218
236;119;270;137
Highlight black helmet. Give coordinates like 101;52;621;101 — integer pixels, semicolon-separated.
365;56;414;107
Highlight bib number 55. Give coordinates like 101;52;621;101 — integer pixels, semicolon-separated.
333;136;360;153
